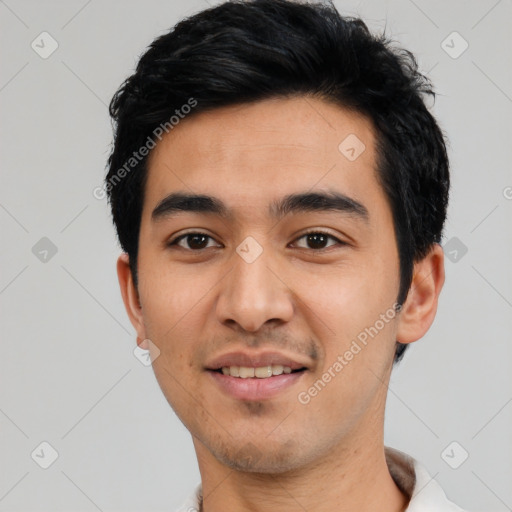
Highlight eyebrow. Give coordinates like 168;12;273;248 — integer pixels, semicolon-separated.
151;190;369;223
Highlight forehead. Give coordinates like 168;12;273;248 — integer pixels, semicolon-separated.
142;96;382;222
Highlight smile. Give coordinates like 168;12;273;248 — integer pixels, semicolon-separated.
219;365;299;378
209;367;307;400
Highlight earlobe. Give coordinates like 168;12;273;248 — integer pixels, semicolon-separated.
396;243;445;345
116;253;148;347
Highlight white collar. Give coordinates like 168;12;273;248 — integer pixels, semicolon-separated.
385;447;466;511
176;447;466;511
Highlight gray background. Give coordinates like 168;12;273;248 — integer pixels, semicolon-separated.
1;0;511;510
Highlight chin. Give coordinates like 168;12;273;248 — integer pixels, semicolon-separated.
213;438;309;474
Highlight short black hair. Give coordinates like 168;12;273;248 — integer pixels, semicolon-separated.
106;0;450;363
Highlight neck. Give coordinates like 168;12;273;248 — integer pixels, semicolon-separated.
193;423;408;512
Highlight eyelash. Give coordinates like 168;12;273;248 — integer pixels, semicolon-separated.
168;229;346;252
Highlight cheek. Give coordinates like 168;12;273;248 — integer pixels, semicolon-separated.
138;265;209;370
299;314;397;433
292;258;395;334
140;250;201;317
293;262;399;405
142;279;211;425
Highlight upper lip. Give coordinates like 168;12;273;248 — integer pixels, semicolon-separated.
205;350;310;371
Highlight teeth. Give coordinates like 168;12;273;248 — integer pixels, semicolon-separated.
239;367;255;378
271;364;283;376
220;365;294;378
255;366;272;378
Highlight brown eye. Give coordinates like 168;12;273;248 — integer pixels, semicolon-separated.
169;233;219;250
305;232;329;249
293;231;344;250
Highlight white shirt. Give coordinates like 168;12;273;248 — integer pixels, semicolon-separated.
175;447;467;511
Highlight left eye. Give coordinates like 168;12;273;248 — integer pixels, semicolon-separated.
292;231;343;250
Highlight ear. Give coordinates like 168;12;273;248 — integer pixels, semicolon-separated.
396;243;445;344
116;253;149;350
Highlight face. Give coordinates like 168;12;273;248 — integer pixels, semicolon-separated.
119;96;430;474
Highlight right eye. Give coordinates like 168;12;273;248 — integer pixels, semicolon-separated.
168;232;222;251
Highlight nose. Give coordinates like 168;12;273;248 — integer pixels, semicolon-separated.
215;245;294;332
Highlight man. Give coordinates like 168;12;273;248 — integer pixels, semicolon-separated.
105;0;466;510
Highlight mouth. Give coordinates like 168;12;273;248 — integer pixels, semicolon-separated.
211;365;307;378
207;365;308;401
205;350;311;400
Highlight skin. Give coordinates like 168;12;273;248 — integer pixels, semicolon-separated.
117;96;445;512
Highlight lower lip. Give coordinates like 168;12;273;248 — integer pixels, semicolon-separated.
207;370;306;401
